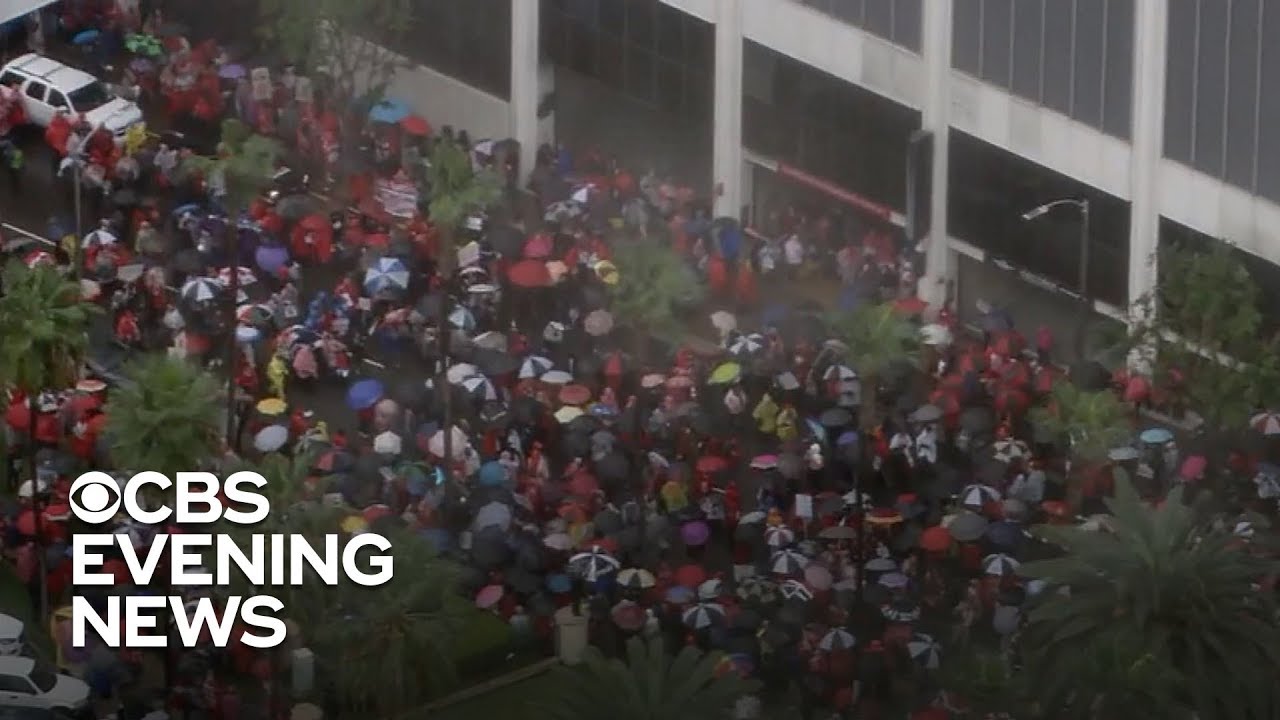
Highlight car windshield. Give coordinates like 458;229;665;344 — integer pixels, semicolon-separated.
27;665;57;693
67;82;112;113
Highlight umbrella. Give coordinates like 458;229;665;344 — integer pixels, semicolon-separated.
824;365;858;383
764;525;795;548
775;371;800;391
364;257;411;295
218;63;247;80
982;553;1021;577
770;549;809;575
369;99;411;123
779;579;813;602
818;525;856;541
544;532;572;551
425;426;468;459
617;568;656;590
985;521;1026;548
583;309;613;336
1139;427;1173;444
804;564;833;590
472;331;508;352
959;483;1001;508
373;431;402;455
696;578;724;600
448;306;476;331
253;425;289;452
519;355;554;380
217;266;258;287
710;311;737;334
73;29;100;45
729;333;765;357
447;363;479;385
750;454;778;470
944;511;988;542
400;115;431;135
708;362;742;385
681;603;726;629
346;378;384;410
474;584;503;609
560;384;592;406
991;438;1029;464
819;628;855;651
907;634;942;669
640;373;667;389
681;521;711;546
878;572;909;590
568;546;620;582
255;244;290;273
819;408;852;428
554;406;584;424
1108;445;1140;461
181;277;221;304
460;375;498;402
541;370;573;385
610;600;647;631
473;502;512;532
507;259;553;288
1252;411;1280;436
735;576;778;604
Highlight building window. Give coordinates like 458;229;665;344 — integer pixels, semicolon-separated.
795;0;923;53
379;0;512;99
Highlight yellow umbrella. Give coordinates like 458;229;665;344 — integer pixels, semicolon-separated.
554;405;584;424
340;516;368;534
708;361;742;385
256;398;287;415
593;260;620;286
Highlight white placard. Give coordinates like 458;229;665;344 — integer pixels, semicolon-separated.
794;493;814;519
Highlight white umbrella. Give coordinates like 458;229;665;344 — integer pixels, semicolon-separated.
447;363;479;385
735;576;777;603
217;266;258;287
818;628;855;652
181;277;221;303
738;510;767;525
764;525;795;548
920;323;953;347
775;371;800;391
823;365;857;382
569;184;592;204
907;633;941;669
568;546;621;582
364;257;411;295
583;309;613;336
472;139;496;157
729;333;765;357
543;320;566;343
982;553;1021;577
992;438;1029;464
472;331;507;351
617;567;656;589
519;355;554;379
1255;475;1280;499
681;602;726;629
0;613;24;655
709;311;736;334
253;425;289;452
1251;411;1280;436
427;426;469;459
17;478;48;499
448;306;476;331
460;375;498;402
373;431;402;455
770;549;810;575
472;501;512;532
779;578;813;602
960;483;1002;508
540;370;573;385
543;532;572;550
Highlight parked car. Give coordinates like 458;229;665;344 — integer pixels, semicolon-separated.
0;615;23;657
0;54;143;136
0;658;89;713
0;706;74;720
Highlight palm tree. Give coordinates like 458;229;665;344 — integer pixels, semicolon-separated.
1018;478;1280;719
1030;383;1131;510
609;241;705;356
823;303;919;430
536;636;758;720
104;354;223;476
0;259;99;616
307;528;467;716
423;139;500;476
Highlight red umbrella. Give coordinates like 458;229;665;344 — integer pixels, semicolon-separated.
399;114;431;136
994;387;1030;415
5;400;30;430
362;504;394;523
697;455;729;474
988;331;1026;357
893;296;928;316
927;389;961;416
919;525;953;552
291;214;334;263
1123;375;1151;403
675;564;707;588
522;232;554;259
567;470;598;497
560;384;592;406
507;259;552;288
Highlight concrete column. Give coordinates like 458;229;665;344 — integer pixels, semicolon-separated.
509;0;541;185
918;0;953;315
1126;0;1168;322
711;0;744;219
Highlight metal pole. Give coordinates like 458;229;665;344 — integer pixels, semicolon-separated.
225;227;240;445
71;162;82;280
1075;200;1091;359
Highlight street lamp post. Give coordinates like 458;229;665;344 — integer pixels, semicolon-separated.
1021;198;1091;358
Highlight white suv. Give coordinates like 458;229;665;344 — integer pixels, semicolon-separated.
0;54;142;136
0;657;89;713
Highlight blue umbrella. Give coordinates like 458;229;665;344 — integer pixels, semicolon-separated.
368;99;410;124
73;29;100;45
478;461;506;487
665;586;695;603
346;378;385;410
255;244;289;273
1139;427;1173;445
364;256;411;295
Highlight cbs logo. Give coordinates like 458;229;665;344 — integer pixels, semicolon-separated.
68;471;272;525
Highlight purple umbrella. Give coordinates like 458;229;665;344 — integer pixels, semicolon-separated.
681;520;710;546
128;58;154;73
255;244;289;273
218;63;247;80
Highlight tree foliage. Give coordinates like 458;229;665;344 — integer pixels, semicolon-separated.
0;261;99;393
103;355;223;476
1018;478;1280;719
537;636;758;720
425;139;502;261
608;242;705;341
1130;242;1280;430
1030;383;1131;465
824;303;919;427
182;120;282;211
257;0;413;115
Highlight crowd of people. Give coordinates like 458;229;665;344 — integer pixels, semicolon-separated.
1;3;1279;720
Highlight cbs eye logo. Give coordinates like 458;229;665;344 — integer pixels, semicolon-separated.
69;471;123;524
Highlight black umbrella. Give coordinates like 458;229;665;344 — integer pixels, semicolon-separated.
959;406;995;433
565;415;600;436
157;21;189;37
595;452;630;484
486;224;524;258
415;293;445;321
171;249;204;275
112;188;139;206
505;566;540;594
594;507;623;534
479;401;509;427
820;407;853;429
470;528;511;569
474;349;518;376
509;396;544;425
392;379;432;409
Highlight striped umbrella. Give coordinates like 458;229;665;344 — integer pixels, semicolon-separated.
818;628;855;652
907;633;942;669
681;602;726;629
770;548;810;575
568;546;620;582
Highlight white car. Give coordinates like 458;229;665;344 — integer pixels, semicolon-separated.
0;657;89;713
0;53;143;136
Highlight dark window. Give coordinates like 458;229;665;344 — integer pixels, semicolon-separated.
1164;0;1198;162
47;89;68;109
598;0;625;35
981;0;1014;89
1070;0;1105;128
1040;0;1074;115
654;58;683;112
1192;0;1228;176
23;81;45;101
1224;0;1260;189
1010;0;1044;100
863;0;894;40
380;0;511;99
566;19;597;76
0;71;23;87
654;4;684;61
805;0;920;52
1256;1;1280;200
952;0;982;74
598;33;625;87
0;676;33;694
625;0;654;47
1101;0;1133;138
894;0;922;51
625;44;654;103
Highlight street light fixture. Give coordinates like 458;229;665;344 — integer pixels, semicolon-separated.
1020;197;1091;358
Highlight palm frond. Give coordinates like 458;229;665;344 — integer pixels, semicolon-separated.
103;355;222;476
0;261;99;392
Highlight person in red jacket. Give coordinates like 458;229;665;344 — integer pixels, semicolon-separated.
44;109;71;176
